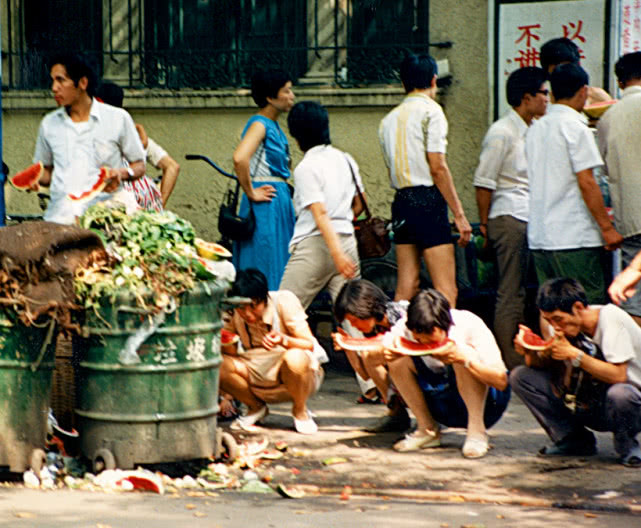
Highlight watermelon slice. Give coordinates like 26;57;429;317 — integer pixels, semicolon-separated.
192;256;218;279
515;325;554;351
195;238;232;260
583;99;617;119
221;328;239;346
118;470;164;494
68;167;110;202
10;162;43;190
387;335;453;356
334;328;384;352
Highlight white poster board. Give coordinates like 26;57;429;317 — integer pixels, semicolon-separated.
497;0;607;117
617;0;641;54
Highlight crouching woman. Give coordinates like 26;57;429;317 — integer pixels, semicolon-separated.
385;289;510;457
220;268;324;434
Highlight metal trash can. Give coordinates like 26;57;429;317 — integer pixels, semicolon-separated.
0;313;57;473
73;279;234;471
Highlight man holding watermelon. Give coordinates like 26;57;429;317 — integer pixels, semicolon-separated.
32;53;145;224
384;289;510;458
510;278;641;466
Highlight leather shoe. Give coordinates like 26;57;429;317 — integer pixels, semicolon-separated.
365;408;411;433
538;430;597;457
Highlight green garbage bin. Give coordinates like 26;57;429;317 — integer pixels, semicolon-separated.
73;279;234;471
0;312;57;473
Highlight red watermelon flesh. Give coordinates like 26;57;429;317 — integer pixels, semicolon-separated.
68;167;110;202
334;328;384;352
515;325;553;351
221;328;239;346
10;162;43;190
388;335;453;356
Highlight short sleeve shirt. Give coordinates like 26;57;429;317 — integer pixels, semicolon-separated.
226;290;310;350
146;137;169;168
384;309;506;370
473;109;530;222
592;303;641;389
289;145;364;249
525;104;604;250
33;99;144;224
378;93;448;189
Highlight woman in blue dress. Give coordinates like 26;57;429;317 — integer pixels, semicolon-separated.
232;70;296;289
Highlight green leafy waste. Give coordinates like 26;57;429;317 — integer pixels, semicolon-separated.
74;203;206;315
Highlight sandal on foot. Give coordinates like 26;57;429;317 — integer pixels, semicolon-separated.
462;434;490;459
230;405;268;431
622;446;641;467
393;428;441;452
293;412;318;435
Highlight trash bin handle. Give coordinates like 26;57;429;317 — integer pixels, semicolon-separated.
31;318;56;372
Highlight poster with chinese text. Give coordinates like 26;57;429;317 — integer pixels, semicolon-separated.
497;0;606;117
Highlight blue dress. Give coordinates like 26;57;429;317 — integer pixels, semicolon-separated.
232;115;296;290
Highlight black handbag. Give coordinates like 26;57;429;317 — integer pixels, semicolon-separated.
345;155;391;259
218;187;256;241
217;143;264;243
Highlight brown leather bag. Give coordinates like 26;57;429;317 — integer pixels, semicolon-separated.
345;155;391;259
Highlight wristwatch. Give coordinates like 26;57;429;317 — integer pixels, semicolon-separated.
125;167;135;181
572;350;584;368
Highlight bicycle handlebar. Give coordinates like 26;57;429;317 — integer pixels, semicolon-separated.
185;154;236;180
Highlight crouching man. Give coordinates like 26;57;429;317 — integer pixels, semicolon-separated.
385;289;510;458
220;268;324;434
510;278;641;466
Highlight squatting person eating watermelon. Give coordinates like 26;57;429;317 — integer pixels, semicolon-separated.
510;278;641;466
31;52;145;225
384;289;510;457
219;268;326;434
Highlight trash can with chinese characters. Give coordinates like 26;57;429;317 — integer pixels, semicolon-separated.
0;313;57;474
73;279;235;471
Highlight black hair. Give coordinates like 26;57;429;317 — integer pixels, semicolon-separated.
251;70;291;108
287;101;331;152
506;66;548;107
540;38;581;72
406;289;452;335
48;52;98;97
550;62;589;101
95;81;124;108
229;268;269;303
400;53;438;93
536;278;588;314
615;51;641;85
334;279;390;323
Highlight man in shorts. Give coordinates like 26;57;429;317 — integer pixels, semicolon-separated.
379;53;472;307
526;63;622;304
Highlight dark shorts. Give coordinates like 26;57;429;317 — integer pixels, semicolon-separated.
391;185;452;249
412;356;510;429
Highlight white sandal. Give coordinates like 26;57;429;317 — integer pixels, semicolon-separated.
462;434;489;459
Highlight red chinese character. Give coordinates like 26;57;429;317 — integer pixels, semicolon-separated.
515;24;541;48
513;48;541;68
562;20;586;43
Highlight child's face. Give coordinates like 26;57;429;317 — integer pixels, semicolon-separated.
344;313;377;335
411;327;448;344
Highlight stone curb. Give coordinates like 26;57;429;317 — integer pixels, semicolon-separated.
290;484;641;515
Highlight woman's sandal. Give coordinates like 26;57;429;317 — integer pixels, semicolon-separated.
622;446;641;467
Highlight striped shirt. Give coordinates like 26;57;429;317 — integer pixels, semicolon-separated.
378;93;448;189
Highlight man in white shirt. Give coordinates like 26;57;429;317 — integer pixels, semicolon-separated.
379;54;471;308
474;66;548;369
33;53;145;224
385;289;509;458
511;278;641;467
597;52;641;326
526;63;622;305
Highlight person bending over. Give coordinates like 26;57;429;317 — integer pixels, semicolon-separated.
219;268;324;434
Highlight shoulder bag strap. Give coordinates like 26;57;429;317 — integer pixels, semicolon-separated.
343;154;371;220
